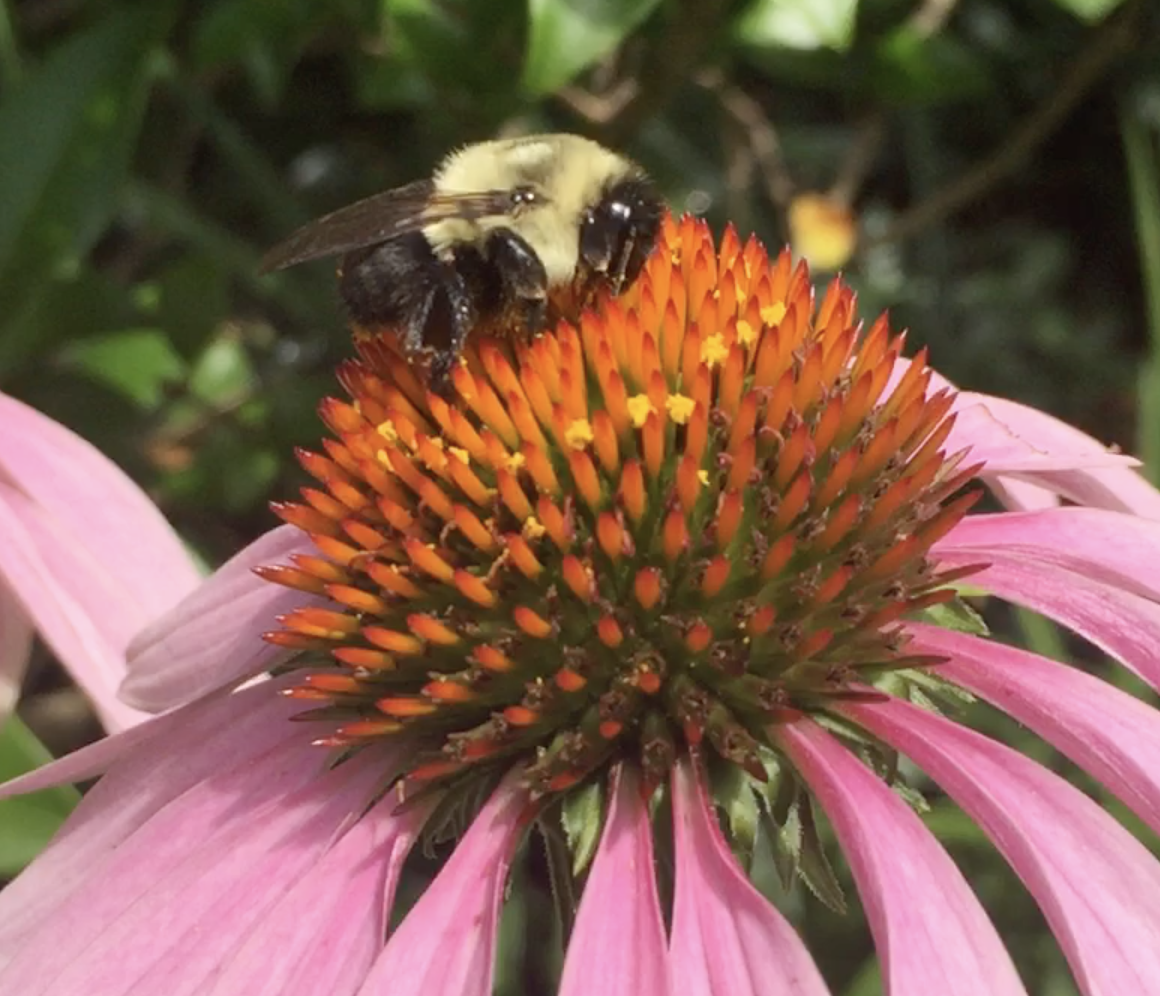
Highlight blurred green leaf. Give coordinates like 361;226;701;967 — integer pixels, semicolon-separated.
189;335;256;406
522;0;662;96
192;0;319;105
1049;0;1127;23
734;0;858;52
146;257;232;360
60;328;186;410
0;717;79;876
0;4;176;363
0;269;139;376
872;28;992;105
381;0;527;119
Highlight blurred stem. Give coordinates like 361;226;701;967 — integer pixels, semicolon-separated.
1119;100;1160;484
0;0;22;89
829;113;885;208
698;69;795;209
866;4;1138;248
124;180;330;328
1015;608;1069;666
602;0;732;144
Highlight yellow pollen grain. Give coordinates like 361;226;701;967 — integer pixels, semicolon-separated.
761;302;787;326
665;394;695;424
505;452;526;472
448;446;469;464
523;516;546;540
565;418;595;450
736;320;757;347
700;334;728;368
627;394;656;429
697;469;710;485
377;419;398;443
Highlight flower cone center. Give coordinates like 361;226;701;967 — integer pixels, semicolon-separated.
260;215;980;798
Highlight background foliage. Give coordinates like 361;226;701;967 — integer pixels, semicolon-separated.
1;0;1158;992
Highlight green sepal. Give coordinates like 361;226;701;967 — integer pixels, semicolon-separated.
418;767;505;856
918;595;989;634
891;779;932;816
795;792;847;913
709;756;763;866
560;778;606;877
761;785;846;913
904;669;978;710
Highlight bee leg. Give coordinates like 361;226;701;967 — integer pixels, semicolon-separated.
423;262;477;395
484;228;549;338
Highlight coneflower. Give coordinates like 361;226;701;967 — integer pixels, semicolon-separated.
3;216;1160;996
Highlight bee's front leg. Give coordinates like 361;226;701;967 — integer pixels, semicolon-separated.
484;228;550;340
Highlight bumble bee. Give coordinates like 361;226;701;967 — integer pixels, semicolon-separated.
261;134;664;392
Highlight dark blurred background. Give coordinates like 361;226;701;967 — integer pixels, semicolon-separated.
1;0;1158;991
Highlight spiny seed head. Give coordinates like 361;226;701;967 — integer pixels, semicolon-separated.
259;214;980;800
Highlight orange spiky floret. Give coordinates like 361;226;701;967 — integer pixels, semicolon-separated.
263;214;981;797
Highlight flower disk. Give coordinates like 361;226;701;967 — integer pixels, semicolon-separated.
260;215;981;799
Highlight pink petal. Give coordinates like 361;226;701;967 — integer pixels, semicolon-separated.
206;801;421;996
0;678;304;956
0;587;33;720
932;545;1160;691
122;524;321;712
0;738;387;996
669;758;829;996
356;777;529;996
0;390;201;617
777;721;1028;996
559;766;670;996
844;697;1160;996
0;489;148;730
937;508;1160;602
907;624;1160;838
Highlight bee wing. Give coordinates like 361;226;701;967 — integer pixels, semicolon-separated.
259;181;517;272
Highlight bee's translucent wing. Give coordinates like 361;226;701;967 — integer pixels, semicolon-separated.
259;181;516;272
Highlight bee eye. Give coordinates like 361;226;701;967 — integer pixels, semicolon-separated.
511;186;538;209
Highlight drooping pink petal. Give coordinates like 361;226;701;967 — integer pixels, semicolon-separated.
0;489;148;730
931;545;1160;692
0;390;201;617
777;721;1028;996
0;587;32;720
559;766;670;996
945;402;1138;476
0;738;388;996
669;758;830;996
952;390;1160;520
356;777;529;996
0;678;305;956
844;698;1160;996
983;475;1061;513
122;524;321;712
206;802;422;996
938;508;1160;601
906;623;1160;838
990;465;1160;520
